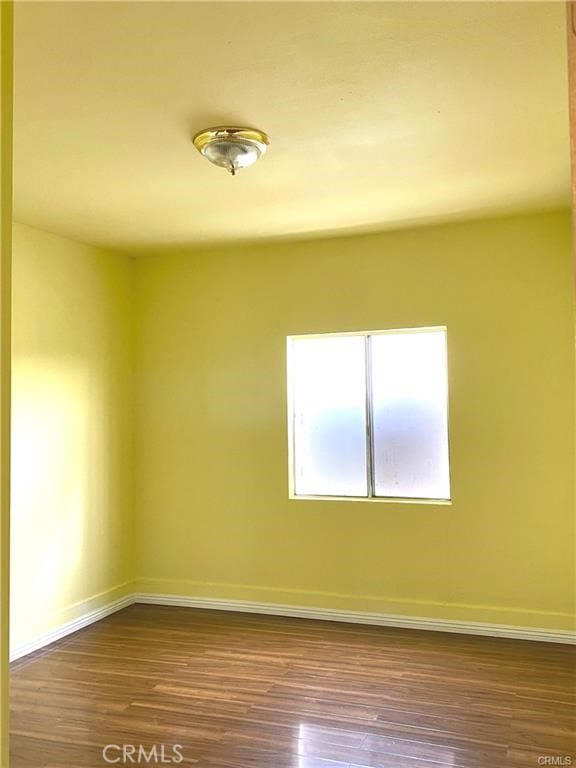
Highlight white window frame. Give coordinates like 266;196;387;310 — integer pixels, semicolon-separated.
286;326;452;504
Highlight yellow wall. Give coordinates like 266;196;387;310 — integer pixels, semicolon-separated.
0;2;12;764
134;210;575;630
10;223;134;651
6;208;575;667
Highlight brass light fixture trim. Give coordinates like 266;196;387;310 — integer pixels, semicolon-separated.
192;126;270;176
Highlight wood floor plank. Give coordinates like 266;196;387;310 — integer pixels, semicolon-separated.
9;605;576;768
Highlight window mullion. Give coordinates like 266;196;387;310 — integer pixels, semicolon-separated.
364;335;375;498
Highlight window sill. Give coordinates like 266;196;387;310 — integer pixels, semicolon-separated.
289;494;452;505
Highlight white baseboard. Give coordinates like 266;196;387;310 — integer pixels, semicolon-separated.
10;590;575;662
10;594;135;662
133;593;576;645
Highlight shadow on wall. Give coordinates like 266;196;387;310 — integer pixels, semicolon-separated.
9;355;124;650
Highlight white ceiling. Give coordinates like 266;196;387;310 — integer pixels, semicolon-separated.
13;1;571;251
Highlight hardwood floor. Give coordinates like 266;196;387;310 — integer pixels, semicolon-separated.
10;604;576;768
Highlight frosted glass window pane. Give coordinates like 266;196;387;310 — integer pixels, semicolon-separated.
370;330;450;499
291;336;368;497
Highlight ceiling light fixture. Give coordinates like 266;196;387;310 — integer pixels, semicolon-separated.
192;126;270;176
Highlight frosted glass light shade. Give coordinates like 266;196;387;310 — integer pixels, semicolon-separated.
203;139;263;173
192;127;269;175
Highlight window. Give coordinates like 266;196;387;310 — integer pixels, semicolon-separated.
287;327;451;502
